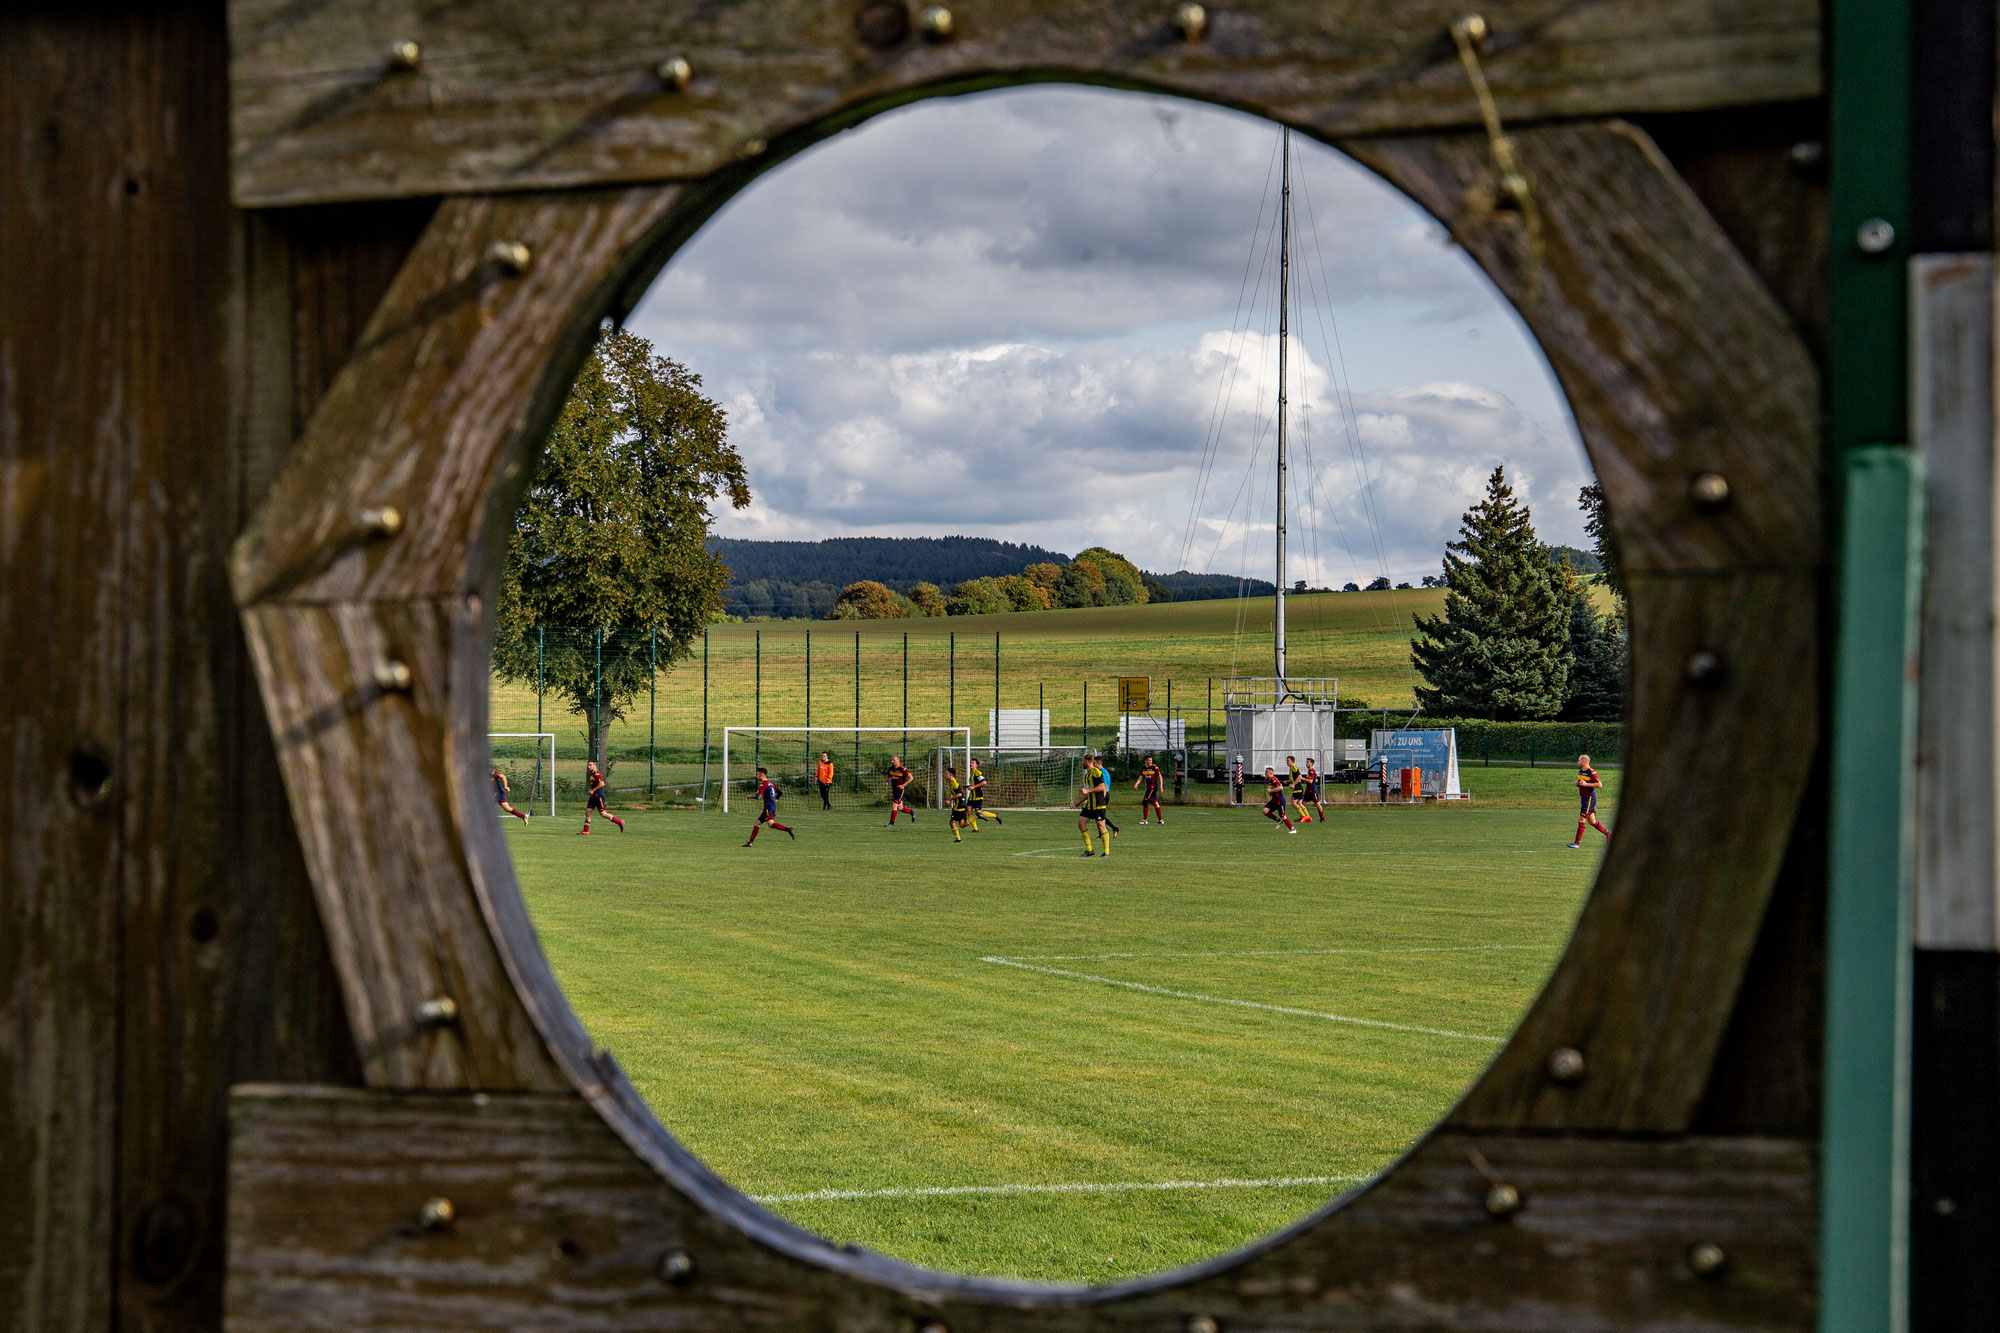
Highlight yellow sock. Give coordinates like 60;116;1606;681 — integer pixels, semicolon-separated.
1081;828;1093;848
953;828;962;842
1100;830;1112;855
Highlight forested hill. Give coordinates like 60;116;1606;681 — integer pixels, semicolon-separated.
711;536;1072;619
711;536;1069;586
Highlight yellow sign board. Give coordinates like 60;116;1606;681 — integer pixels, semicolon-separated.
1118;676;1150;713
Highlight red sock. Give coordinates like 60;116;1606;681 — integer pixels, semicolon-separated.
1283;816;1294;829
610;815;626;830
889;808;898;824
773;822;790;833
1575;819;1587;842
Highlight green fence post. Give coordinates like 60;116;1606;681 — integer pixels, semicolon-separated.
754;628;761;770
806;629;812;729
593;627;603;769
700;628;709;808
1082;680;1088;754
993;631;1000;752
535;626;544;802
648;628;655;799
902;631;908;756
853;632;861;792
949;632;956;729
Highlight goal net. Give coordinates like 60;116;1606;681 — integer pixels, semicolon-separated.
487;733;556;817
971;747;1096;810
721;727;971;813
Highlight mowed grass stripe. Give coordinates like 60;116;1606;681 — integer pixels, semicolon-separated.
512;795;1608;1283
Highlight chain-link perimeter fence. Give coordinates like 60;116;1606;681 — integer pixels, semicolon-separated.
488;625;1623;810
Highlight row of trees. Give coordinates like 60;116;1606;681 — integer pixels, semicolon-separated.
825;547;1160;619
1410;468;1623;722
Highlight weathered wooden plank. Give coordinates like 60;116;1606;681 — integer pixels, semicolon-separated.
226;0;1821;207
1911;254;1997;950
232;187;692;1093
1450;571;1820;1131
227;1085;1816;1331
1348;121;1822;577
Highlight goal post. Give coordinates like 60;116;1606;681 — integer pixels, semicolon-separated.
720;727;970;813
487;733;556;817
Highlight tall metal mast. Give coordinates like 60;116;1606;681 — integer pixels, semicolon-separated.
1274;127;1290;685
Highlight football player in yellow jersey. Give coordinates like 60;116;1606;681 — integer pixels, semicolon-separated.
967;759;1002;826
946;764;972;842
1076;755;1113;856
1285;755;1313;824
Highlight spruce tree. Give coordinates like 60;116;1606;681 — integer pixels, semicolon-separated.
1558;564;1624;721
1410;467;1570;719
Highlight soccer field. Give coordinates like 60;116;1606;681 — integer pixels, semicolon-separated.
511;780;1614;1285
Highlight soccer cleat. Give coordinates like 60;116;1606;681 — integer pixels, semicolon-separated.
741;840;755;848
884;822;896;829
1081;849;1095;857
1288;827;1299;834
785;827;795;839
994;814;1003;824
578;828;591;836
1565;842;1582;849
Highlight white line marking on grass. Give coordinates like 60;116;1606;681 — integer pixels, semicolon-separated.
1011;944;1549;962
755;1174;1370;1204
978;957;1504;1042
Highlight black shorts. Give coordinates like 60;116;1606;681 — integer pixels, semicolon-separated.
1084;803;1107;818
969;795;985;808
952;802;969;818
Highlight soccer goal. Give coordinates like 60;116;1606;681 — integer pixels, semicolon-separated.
976;748;1096;810
720;727;971;813
487;733;556;817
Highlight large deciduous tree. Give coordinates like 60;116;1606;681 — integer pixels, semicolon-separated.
1410;466;1570;720
494;330;749;766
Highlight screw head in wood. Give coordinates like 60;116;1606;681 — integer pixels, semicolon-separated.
1451;13;1488;46
385;39;422;72
1545;1046;1586;1084
1687;1240;1728;1277
67;750;114;809
1683;651;1725;689
373;660;413;693
918;5;953;38
659;1248;695;1283
657;56;693;90
359;504;404;540
742;137;768;158
1174;3;1208;40
1187;1317;1221;1333
1483;1182;1522;1219
1688;471;1731;512
486;240;532;274
854;0;912;49
1855;217;1896;255
415;996;459;1028
417;1196;455;1231
916;1322;950;1333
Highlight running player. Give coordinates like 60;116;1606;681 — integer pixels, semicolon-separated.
883;755;918;826
967;758;1002;827
743;766;795;846
1261;766;1297;832
491;767;531;823
947;764;972;842
1285;755;1313;824
579;761;626;835
1568;753;1611;847
816;752;834;810
1133;754;1166;824
1303;757;1328;822
1076;755;1113;856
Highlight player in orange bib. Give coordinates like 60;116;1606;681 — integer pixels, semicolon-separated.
1567;754;1610;847
815;752;834;810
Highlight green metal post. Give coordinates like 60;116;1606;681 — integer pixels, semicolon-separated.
700;629;708;807
949;632;956;728
593;628;603;768
853;632;861;791
993;632;1000;752
902;631;908;756
1082;680;1088;754
1822;0;1916;1320
754;629;761;769
648;628;656;798
806;630;812;728
535;627;544;802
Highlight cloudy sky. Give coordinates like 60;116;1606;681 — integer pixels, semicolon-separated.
629;85;1591;586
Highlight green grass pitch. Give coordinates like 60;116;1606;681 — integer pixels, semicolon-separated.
511;770;1615;1285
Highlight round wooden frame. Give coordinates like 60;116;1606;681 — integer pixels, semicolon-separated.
222;78;1822;1331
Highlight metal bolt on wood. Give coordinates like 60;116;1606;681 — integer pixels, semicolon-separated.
1854;217;1896;254
373;660;413;693
1546;1046;1586;1083
417;1196;455;1231
1187;1316;1222;1333
1687;1241;1728;1277
916;1322;950;1333
657;56;692;90
486;240;532;274
1173;2;1207;40
658;1249;694;1283
1683;650;1725;688
414;996;459;1027
918;6;953;38
1450;12;1488;47
358;504;404;540
742;137;768;157
1688;472;1731;511
1484;1182;1523;1219
384;39;421;71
